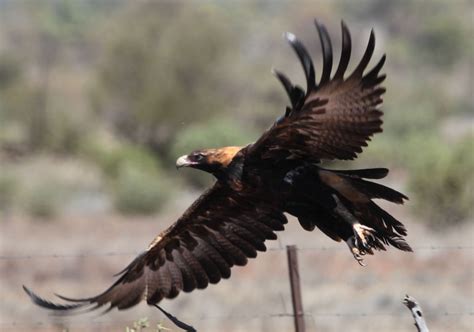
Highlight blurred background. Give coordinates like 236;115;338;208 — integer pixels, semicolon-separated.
0;0;472;331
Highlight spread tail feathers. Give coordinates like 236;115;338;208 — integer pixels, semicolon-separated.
289;166;412;257
331;167;389;179
333;168;412;251
328;167;408;204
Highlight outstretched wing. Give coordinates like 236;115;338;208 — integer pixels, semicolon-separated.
24;183;287;313
247;20;386;164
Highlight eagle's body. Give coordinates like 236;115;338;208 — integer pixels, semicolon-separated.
25;20;411;314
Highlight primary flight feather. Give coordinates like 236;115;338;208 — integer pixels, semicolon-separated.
25;19;411;314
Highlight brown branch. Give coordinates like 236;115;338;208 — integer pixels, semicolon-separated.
403;294;430;332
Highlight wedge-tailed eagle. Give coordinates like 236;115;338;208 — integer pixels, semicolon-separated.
24;19;411;314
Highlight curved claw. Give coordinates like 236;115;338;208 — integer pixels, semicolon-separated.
346;237;367;267
353;224;376;250
357;257;366;267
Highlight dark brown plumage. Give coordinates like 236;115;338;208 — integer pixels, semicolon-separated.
24;19;411;315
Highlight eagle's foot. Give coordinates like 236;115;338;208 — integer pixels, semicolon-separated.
346;237;366;266
353;223;375;251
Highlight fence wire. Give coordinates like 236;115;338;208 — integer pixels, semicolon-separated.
1;245;472;260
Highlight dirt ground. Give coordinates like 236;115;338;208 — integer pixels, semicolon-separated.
1;198;473;332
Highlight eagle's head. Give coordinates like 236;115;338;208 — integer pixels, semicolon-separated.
176;146;243;179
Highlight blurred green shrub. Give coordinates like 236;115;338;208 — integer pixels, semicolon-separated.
24;181;61;219
46;108;90;154
0;172;17;214
0;54;21;89
3;156;109;218
0;79;38;149
0;59;87;154
414;13;468;69
407;135;473;227
80;136;169;215
113;164;167;215
342;0;471;70
93;2;247;155
170;117;257;188
80;136;160;179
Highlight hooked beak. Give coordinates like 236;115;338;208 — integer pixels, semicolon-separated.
176;155;193;169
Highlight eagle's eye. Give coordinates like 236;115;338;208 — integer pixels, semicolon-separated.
193;153;205;162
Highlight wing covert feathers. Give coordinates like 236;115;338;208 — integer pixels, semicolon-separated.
24;183;287;313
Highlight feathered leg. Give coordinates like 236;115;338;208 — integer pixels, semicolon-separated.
331;194;376;265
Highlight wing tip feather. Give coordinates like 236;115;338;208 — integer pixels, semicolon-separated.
283;31;296;42
23;285;87;312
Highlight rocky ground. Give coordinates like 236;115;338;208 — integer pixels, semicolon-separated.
1;199;472;332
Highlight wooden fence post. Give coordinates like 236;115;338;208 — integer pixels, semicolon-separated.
287;245;306;332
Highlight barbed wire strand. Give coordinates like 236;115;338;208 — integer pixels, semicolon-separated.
0;245;472;260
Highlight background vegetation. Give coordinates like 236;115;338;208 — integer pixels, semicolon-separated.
0;2;472;332
0;0;472;225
